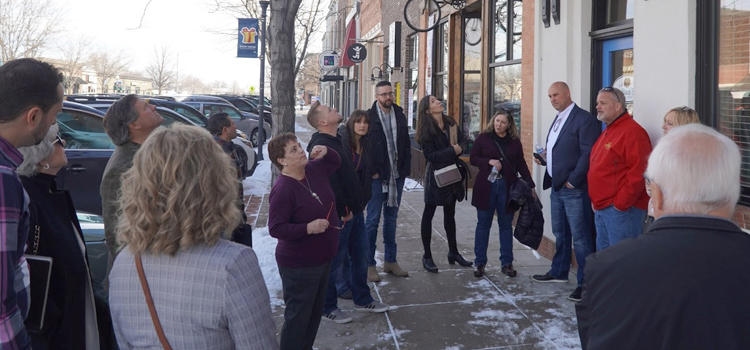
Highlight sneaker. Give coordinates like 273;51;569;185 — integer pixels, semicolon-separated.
531;273;568;283
383;262;409;277
367;266;381;282
568;287;583;302
338;290;353;300
322;309;352;324
354;301;390;313
501;264;518;277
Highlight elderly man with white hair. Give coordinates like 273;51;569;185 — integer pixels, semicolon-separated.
575;124;750;350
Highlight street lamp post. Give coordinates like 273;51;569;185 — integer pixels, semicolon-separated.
257;0;270;160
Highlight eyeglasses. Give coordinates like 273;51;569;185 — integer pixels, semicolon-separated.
326;202;345;230
53;135;64;146
643;174;653;197
600;87;614;93
377;92;394;97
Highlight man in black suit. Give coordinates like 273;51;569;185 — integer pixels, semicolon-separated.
576;124;750;350
532;82;600;302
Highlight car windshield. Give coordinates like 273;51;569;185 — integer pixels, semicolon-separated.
210;104;243;120
172;106;207;126
57;109;115;149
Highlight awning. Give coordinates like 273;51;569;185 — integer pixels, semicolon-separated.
340;16;357;67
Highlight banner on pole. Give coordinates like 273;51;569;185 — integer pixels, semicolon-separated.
238;18;259;58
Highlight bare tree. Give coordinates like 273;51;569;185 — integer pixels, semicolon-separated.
58;37;89;94
88;52;129;93
270;0;303;136
295;52;321;97
0;0;61;63
180;75;210;94
145;46;175;94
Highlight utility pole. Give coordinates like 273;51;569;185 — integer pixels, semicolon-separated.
257;0;270;160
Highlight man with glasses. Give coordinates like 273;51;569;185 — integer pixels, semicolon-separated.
576;124;750;349
531;82;600;302
364;81;411;281
587;87;651;251
0;58;64;349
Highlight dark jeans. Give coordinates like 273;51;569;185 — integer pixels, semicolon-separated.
278;262;330;350
548;187;595;286
420;199;458;259
324;212;374;313
594;205;647;251
366;177;405;265
474;178;514;267
334;252;351;296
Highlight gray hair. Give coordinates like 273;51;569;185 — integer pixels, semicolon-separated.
103;94;139;145
17;124;59;176
645;124;740;214
599;87;626;108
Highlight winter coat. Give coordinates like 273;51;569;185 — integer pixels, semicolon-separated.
419;120;467;206
509;177;544;250
365;101;412;180
470;133;534;211
307;132;364;216
338;126;372;209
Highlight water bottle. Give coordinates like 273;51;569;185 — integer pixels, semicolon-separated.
487;167;499;183
535;144;545;155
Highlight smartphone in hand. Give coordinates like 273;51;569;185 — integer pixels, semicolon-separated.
533;152;547;166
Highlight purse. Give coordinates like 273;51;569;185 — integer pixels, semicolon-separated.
492;139;527;200
25;224;53;333
433;125;463;188
135;254;173;350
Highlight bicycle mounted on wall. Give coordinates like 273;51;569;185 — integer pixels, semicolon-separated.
404;0;467;32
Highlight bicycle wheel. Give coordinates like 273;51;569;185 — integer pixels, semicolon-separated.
404;0;441;32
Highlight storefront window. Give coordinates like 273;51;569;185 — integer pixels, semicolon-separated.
490;0;522;134
494;0;522;62
492;65;522;131
607;0;634;25
433;21;449;109
462;73;481;149
719;0;750;204
407;34;419;131
494;1;507;61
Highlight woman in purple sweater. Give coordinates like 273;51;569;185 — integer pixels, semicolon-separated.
470;110;534;278
268;133;341;350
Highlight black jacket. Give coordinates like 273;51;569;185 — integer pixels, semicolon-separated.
307;132;364;216
22;174;114;350
576;216;750;350
365;101;411;180
508;178;543;249
419;120;467;206
338;126;372;209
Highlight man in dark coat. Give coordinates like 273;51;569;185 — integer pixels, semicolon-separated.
307;103;389;324
532;81;600;302
364;81;411;280
576;124;750;350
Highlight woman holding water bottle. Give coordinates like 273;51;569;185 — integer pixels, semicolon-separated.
469;109;535;278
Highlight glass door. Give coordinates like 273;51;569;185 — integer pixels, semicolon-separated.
601;36;634;114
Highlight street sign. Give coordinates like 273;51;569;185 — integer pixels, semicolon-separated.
238;18;259;58
347;43;367;64
320;75;344;82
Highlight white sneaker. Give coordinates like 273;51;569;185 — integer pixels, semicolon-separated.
323;309;352;324
354;301;390;313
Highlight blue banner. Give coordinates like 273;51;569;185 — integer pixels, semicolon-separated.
238;18;259;58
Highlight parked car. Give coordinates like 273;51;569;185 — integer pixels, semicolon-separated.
182;100;271;146
214;95;273;125
77;211;107;299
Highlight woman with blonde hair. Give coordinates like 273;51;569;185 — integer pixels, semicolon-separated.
470;110;535;278
108;124;277;349
662;106;700;134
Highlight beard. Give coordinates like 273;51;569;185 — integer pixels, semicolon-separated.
379;100;393;109
29;121;51;146
596;113;606;122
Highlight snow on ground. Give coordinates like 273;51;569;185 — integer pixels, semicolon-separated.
403;178;424;192
252;226;284;309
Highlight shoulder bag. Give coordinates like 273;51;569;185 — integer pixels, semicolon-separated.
135;254;173;350
25;223;53;333
433;125;463;188
492;139;529;201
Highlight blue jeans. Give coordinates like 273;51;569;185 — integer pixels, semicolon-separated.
548;187;595;286
324;212;373;313
334;251;351;296
474;178;514;267
366;177;405;265
594;205;647;251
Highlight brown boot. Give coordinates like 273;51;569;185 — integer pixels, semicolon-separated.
383;262;409;277
367;266;381;282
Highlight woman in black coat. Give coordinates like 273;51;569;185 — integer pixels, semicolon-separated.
416;95;472;273
18;125;111;350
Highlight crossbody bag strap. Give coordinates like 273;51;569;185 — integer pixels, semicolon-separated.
135;253;173;350
491;139;519;178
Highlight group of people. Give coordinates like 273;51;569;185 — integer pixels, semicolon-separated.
1;57;748;350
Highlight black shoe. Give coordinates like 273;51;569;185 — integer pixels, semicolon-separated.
473;264;485;277
422;257;438;273
501;264;517;277
568;287;582;302
447;252;473;267
531;273;568;283
338;289;352;300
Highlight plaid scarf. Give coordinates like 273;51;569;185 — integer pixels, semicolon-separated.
376;103;400;207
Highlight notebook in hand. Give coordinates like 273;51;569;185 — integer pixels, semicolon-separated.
25;255;53;332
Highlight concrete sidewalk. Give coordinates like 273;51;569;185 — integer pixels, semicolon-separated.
250;111;582;350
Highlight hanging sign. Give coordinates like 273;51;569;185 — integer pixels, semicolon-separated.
347;43;367;64
238;18;259;58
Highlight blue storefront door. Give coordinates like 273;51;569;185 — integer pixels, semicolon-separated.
600;36;634;128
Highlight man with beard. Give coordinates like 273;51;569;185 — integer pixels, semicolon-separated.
0;58;63;349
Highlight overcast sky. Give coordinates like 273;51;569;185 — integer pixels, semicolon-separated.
47;0;325;90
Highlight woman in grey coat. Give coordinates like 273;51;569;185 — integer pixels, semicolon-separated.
108;124;277;349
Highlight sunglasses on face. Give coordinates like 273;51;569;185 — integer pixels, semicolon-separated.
53;135;64;146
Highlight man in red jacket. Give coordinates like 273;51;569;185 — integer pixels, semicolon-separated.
587;87;651;251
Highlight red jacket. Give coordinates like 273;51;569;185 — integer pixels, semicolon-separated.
587;113;651;211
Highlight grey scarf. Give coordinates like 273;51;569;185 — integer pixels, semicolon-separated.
376;103;400;207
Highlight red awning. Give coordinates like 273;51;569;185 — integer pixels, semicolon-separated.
340;16;357;67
